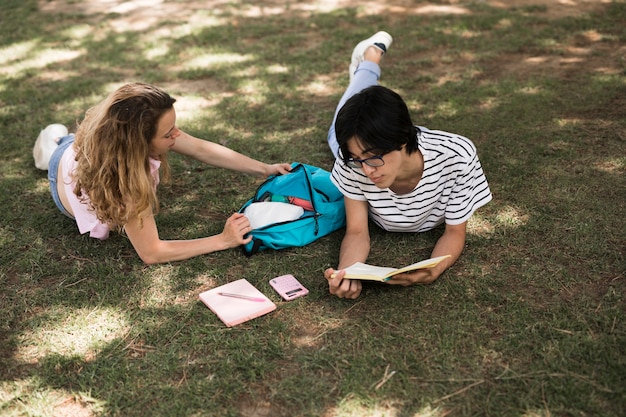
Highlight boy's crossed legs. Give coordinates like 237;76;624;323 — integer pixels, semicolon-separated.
327;31;393;159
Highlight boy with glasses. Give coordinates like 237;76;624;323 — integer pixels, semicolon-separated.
325;31;492;298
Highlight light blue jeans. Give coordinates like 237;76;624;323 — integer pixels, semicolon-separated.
48;134;75;218
327;61;381;159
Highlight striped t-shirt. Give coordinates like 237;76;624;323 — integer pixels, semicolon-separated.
331;126;492;232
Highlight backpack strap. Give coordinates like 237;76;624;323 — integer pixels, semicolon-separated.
241;238;264;257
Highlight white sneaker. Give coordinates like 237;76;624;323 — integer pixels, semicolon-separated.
349;31;393;81
33;123;68;170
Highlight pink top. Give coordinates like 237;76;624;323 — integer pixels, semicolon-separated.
60;144;161;240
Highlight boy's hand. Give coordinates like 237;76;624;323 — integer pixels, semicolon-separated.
387;269;440;286
324;268;363;299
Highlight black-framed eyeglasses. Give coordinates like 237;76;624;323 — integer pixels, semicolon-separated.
345;155;385;168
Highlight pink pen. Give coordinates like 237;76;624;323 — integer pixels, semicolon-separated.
264;193;314;211
287;196;314;211
218;292;266;302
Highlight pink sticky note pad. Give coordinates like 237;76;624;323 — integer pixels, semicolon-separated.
199;279;276;327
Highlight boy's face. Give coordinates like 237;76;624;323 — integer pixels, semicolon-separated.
345;137;404;189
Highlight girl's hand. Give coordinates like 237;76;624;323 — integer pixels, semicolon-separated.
324;268;363;299
220;213;253;249
264;163;292;177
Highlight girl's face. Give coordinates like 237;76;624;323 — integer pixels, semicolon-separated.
149;108;180;157
345;137;404;189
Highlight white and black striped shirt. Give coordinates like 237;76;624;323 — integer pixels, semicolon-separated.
331;126;492;232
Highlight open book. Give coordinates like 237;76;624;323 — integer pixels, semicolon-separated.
336;254;451;282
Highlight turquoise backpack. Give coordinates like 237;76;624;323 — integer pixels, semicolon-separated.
239;163;346;256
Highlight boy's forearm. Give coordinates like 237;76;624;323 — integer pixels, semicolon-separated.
338;231;370;269
429;222;467;277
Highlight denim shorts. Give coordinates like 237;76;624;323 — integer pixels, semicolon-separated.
48;134;75;218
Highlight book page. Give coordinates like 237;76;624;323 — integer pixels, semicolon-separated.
341;255;452;281
392;255;451;275
342;262;397;280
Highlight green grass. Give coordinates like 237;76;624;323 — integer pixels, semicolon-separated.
1;0;625;416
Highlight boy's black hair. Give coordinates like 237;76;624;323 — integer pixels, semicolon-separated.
335;85;418;162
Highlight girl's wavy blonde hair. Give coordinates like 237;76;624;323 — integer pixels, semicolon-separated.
73;83;176;231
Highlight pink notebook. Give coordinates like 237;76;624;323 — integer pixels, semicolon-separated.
199;279;276;327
